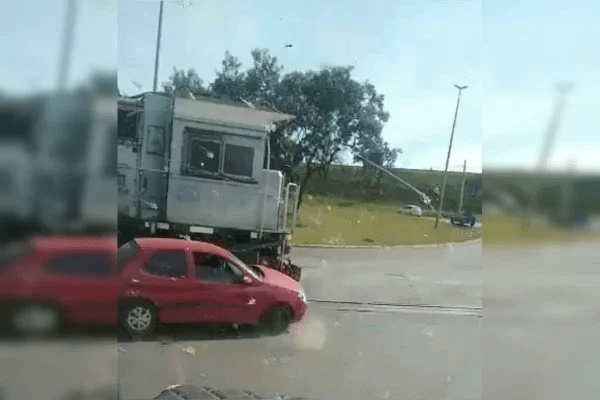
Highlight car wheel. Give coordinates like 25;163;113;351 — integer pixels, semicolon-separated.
470;220;475;227
10;303;62;338
260;307;291;336
120;301;157;340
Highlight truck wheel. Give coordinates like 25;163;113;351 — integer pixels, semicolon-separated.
120;301;157;340
260;307;291;336
10;303;62;338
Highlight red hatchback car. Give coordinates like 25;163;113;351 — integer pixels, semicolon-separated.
118;238;307;338
0;235;118;336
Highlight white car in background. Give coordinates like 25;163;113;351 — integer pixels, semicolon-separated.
397;204;423;217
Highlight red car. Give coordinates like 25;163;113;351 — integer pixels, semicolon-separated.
118;238;308;338
0;235;118;336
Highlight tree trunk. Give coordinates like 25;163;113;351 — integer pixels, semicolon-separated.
296;168;314;210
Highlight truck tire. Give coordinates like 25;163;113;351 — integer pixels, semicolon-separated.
260;307;291;336
120;301;157;340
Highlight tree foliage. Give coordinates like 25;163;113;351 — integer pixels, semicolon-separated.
161;68;208;98
208;49;398;207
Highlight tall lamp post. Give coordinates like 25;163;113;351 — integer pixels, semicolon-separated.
434;84;468;228
153;0;165;92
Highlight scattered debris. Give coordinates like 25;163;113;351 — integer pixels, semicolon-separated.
182;345;196;356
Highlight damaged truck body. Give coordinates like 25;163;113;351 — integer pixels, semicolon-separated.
117;92;301;280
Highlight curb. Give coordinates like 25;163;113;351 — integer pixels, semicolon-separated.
291;237;482;250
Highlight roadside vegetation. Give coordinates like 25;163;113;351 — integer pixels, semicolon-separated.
292;195;481;246
483;213;599;245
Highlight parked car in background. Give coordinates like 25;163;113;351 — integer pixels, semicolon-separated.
450;212;476;227
118;238;308;338
0;235;118;337
397;204;423;217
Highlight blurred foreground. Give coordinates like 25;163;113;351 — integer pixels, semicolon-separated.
0;71;118;399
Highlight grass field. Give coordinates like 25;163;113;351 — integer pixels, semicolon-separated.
292;195;481;246
483;213;599;245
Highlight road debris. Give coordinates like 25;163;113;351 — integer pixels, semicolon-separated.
182;345;196;356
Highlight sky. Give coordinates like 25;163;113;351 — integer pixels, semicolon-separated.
2;0;599;173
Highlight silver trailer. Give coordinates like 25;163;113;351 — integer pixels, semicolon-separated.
117;93;300;278
0;81;117;241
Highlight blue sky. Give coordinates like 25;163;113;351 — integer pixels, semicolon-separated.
0;0;116;93
2;1;599;172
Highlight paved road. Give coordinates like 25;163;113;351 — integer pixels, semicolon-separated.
118;303;482;400
291;243;482;309
115;244;483;400
7;240;600;399
0;338;117;400
484;240;600;400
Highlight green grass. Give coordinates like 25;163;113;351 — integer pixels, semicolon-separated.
484;214;599;245
292;195;481;246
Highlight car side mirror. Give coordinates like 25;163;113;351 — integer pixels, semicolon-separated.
242;276;253;285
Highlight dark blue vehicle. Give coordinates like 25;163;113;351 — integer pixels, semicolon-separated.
450;212;476;227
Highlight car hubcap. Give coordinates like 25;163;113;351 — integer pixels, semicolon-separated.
127;306;152;332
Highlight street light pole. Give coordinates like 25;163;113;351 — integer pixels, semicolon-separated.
458;159;467;213
153;0;165;92
56;0;78;90
434;84;468;228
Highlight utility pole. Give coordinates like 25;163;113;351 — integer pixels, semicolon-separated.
153;0;165;92
435;85;468;228
56;0;78;90
458;159;467;213
537;83;573;170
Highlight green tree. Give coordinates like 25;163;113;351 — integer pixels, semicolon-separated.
277;66;391;207
210;49;395;209
161;68;208;98
210;51;247;100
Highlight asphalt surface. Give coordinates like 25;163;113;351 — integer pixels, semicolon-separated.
115;244;483;400
484;240;600;400
4;239;599;399
293;244;482;309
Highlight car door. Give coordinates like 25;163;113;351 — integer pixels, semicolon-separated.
133;249;192;323
190;251;258;324
39;250;118;326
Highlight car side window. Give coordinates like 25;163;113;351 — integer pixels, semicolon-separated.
47;252;113;276
145;251;188;278
193;252;243;283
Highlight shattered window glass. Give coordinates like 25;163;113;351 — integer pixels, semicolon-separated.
189;138;221;175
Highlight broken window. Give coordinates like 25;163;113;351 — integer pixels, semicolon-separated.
189;138;221;175
224;144;254;177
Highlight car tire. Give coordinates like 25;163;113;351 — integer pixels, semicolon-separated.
10;303;62;338
470;220;475;227
120;301;157;340
260;306;291;336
